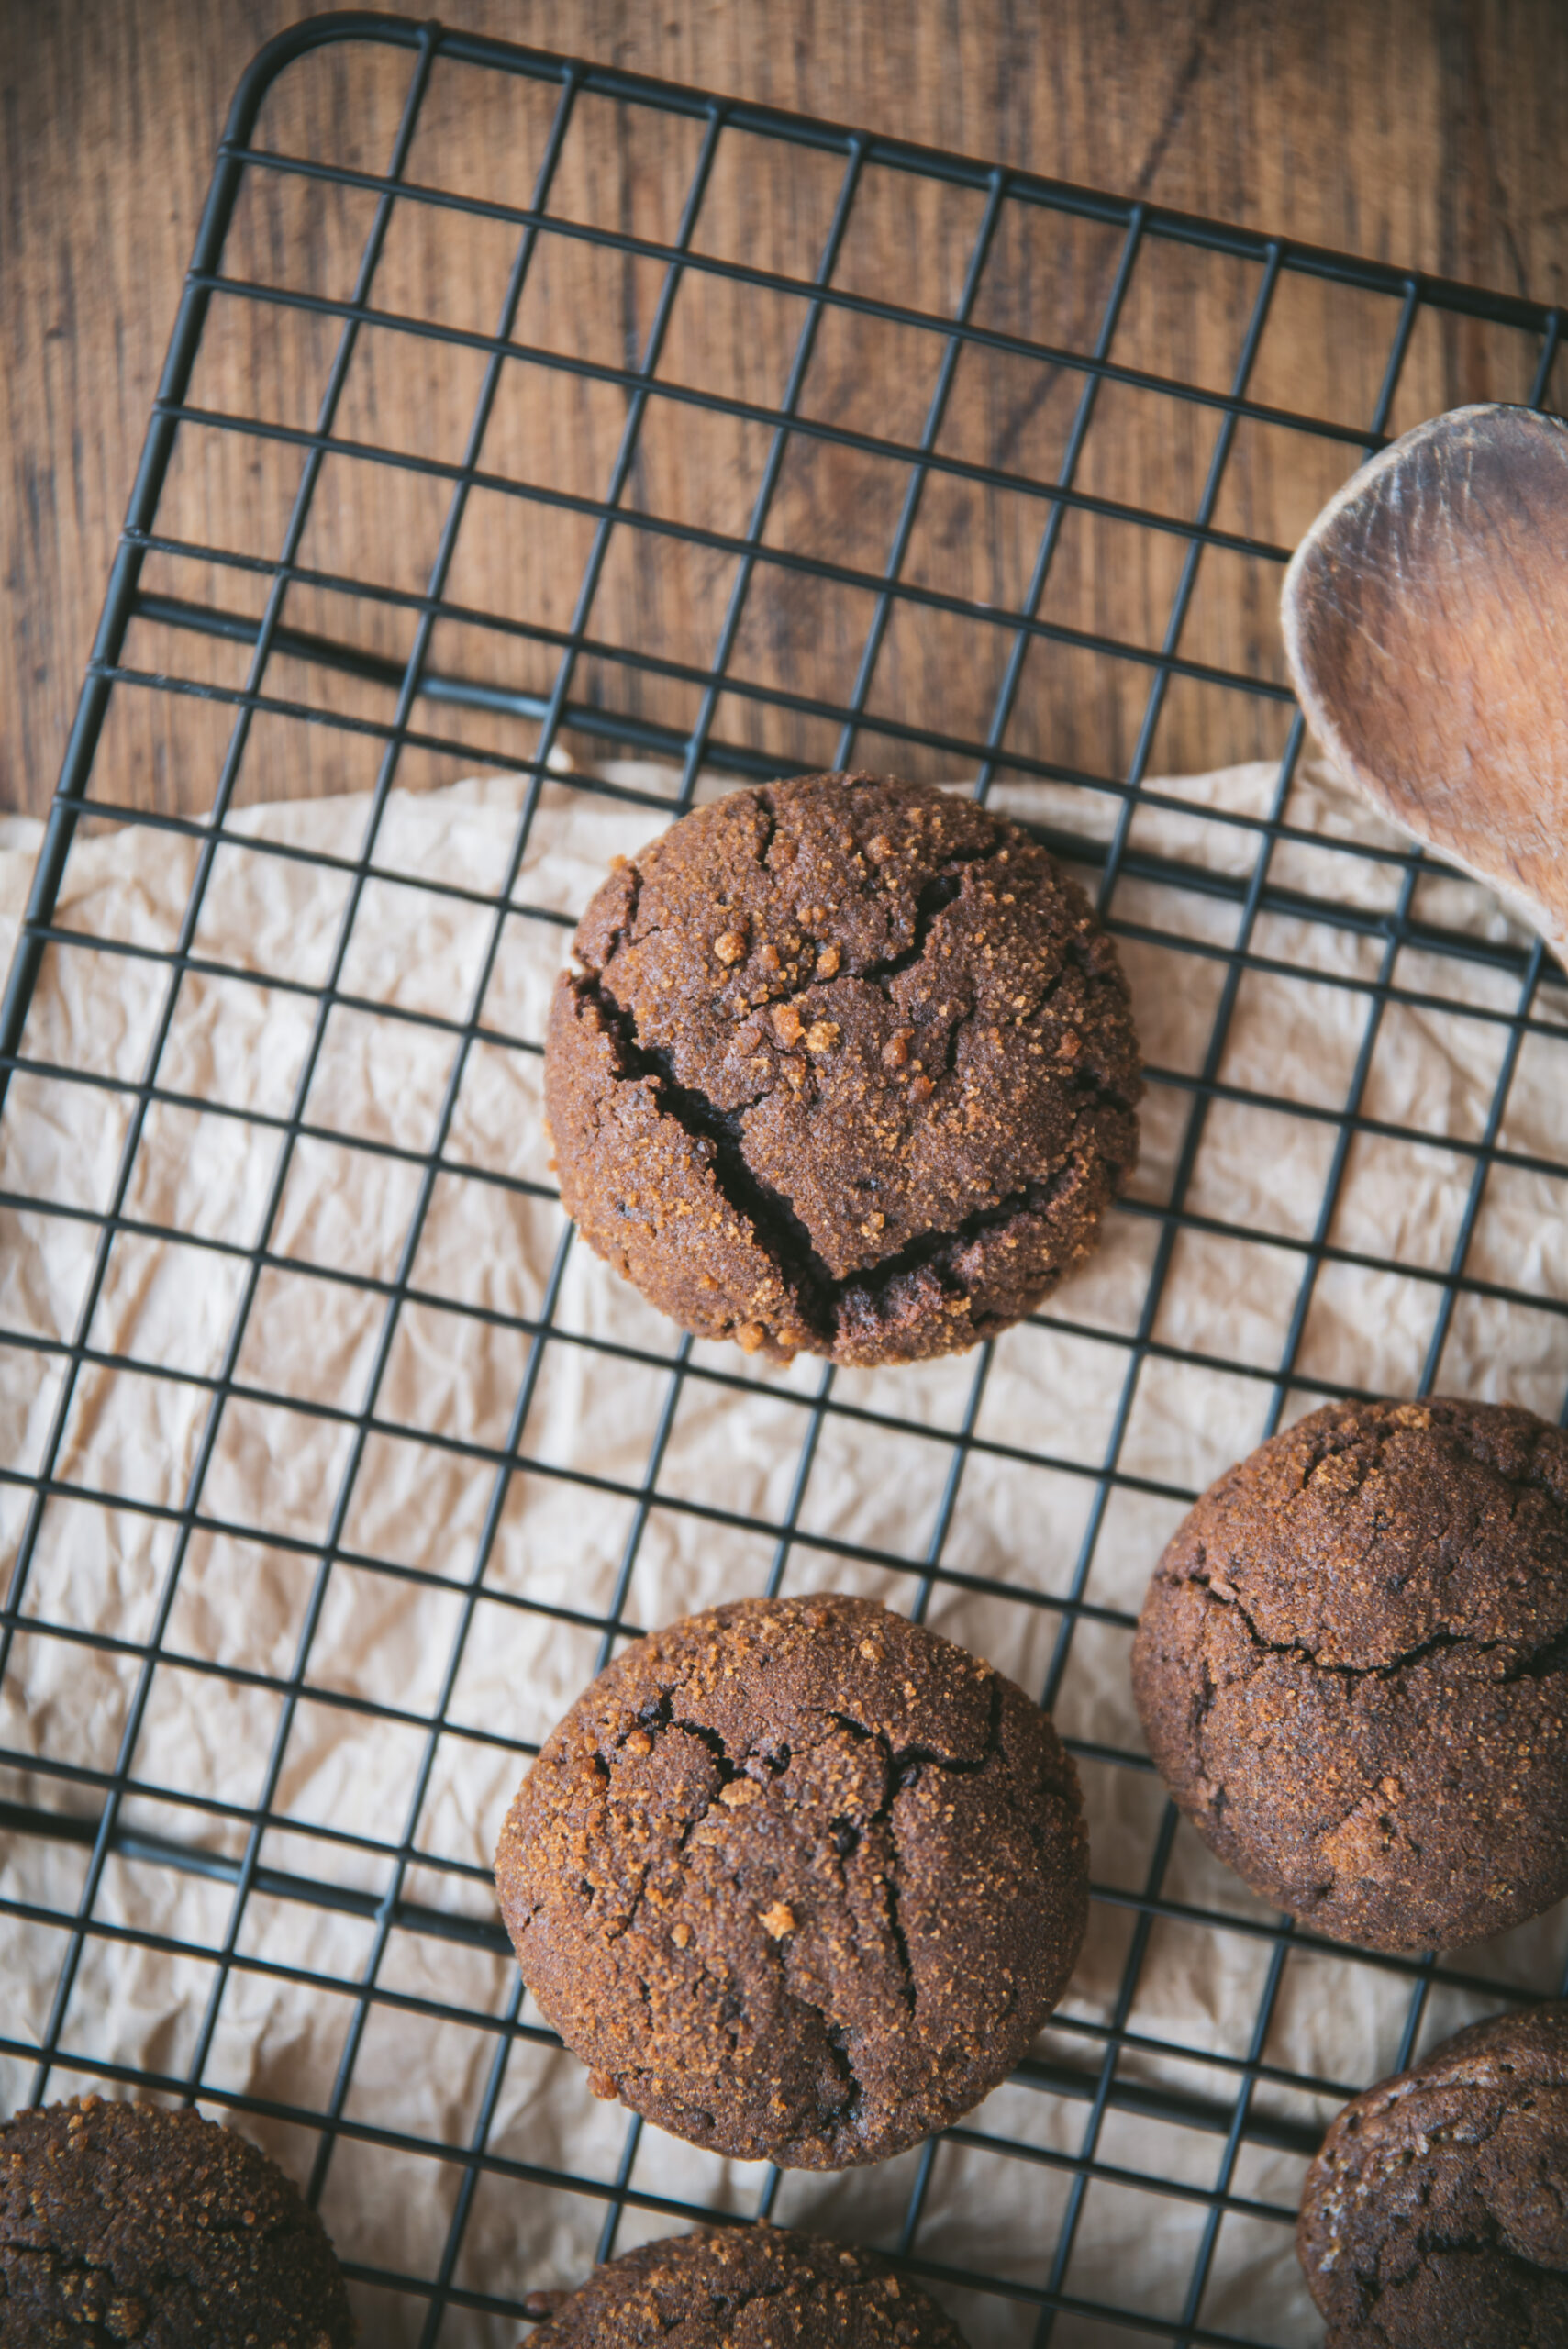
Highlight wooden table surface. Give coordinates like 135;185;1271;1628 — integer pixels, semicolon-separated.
4;0;1566;816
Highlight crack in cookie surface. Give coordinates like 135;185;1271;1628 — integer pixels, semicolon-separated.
1133;1397;1568;1954
1298;2005;1568;2349
544;773;1141;1364
0;2099;354;2348
495;1594;1088;2169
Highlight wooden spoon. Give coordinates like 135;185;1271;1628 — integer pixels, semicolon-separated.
1281;401;1568;965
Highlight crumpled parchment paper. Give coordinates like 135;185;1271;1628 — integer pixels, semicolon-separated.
0;756;1564;2348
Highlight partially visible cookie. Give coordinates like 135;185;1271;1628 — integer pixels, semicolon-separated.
1297;2003;1568;2346
528;2226;969;2346
544;772;1140;1365
494;1593;1088;2168
1131;1396;1568;1951
0;2095;355;2347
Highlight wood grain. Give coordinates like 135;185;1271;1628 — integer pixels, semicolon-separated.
4;0;1567;816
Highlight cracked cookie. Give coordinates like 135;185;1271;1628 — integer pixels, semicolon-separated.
527;2224;970;2345
0;2095;355;2346
494;1593;1088;2168
543;773;1140;1365
1131;1397;1568;1953
1297;2002;1568;2346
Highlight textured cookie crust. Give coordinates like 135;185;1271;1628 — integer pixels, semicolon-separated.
543;773;1140;1365
495;1594;1088;2168
529;2226;969;2347
0;2097;355;2347
1297;2003;1568;2347
1131;1397;1568;1953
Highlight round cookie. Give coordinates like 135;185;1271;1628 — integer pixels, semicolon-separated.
1131;1396;1568;1952
544;772;1140;1365
1297;2003;1568;2346
494;1593;1088;2168
528;2226;969;2347
0;2095;354;2347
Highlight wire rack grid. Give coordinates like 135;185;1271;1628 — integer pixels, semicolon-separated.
1;12;1567;2346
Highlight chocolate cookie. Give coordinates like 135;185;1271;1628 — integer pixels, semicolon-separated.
528;2225;969;2347
1131;1397;1568;1952
0;2096;354;2346
494;1593;1088;2168
544;773;1140;1365
1297;2003;1568;2346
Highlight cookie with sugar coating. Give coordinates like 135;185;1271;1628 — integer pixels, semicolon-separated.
1132;1396;1568;1952
527;2225;971;2347
495;1592;1088;2168
544;771;1140;1364
1297;2002;1568;2346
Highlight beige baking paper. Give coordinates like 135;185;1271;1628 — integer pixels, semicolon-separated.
0;758;1565;2348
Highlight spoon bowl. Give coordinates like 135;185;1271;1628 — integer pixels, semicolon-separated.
1281;401;1568;965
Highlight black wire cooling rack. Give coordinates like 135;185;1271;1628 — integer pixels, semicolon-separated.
3;13;1567;2346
